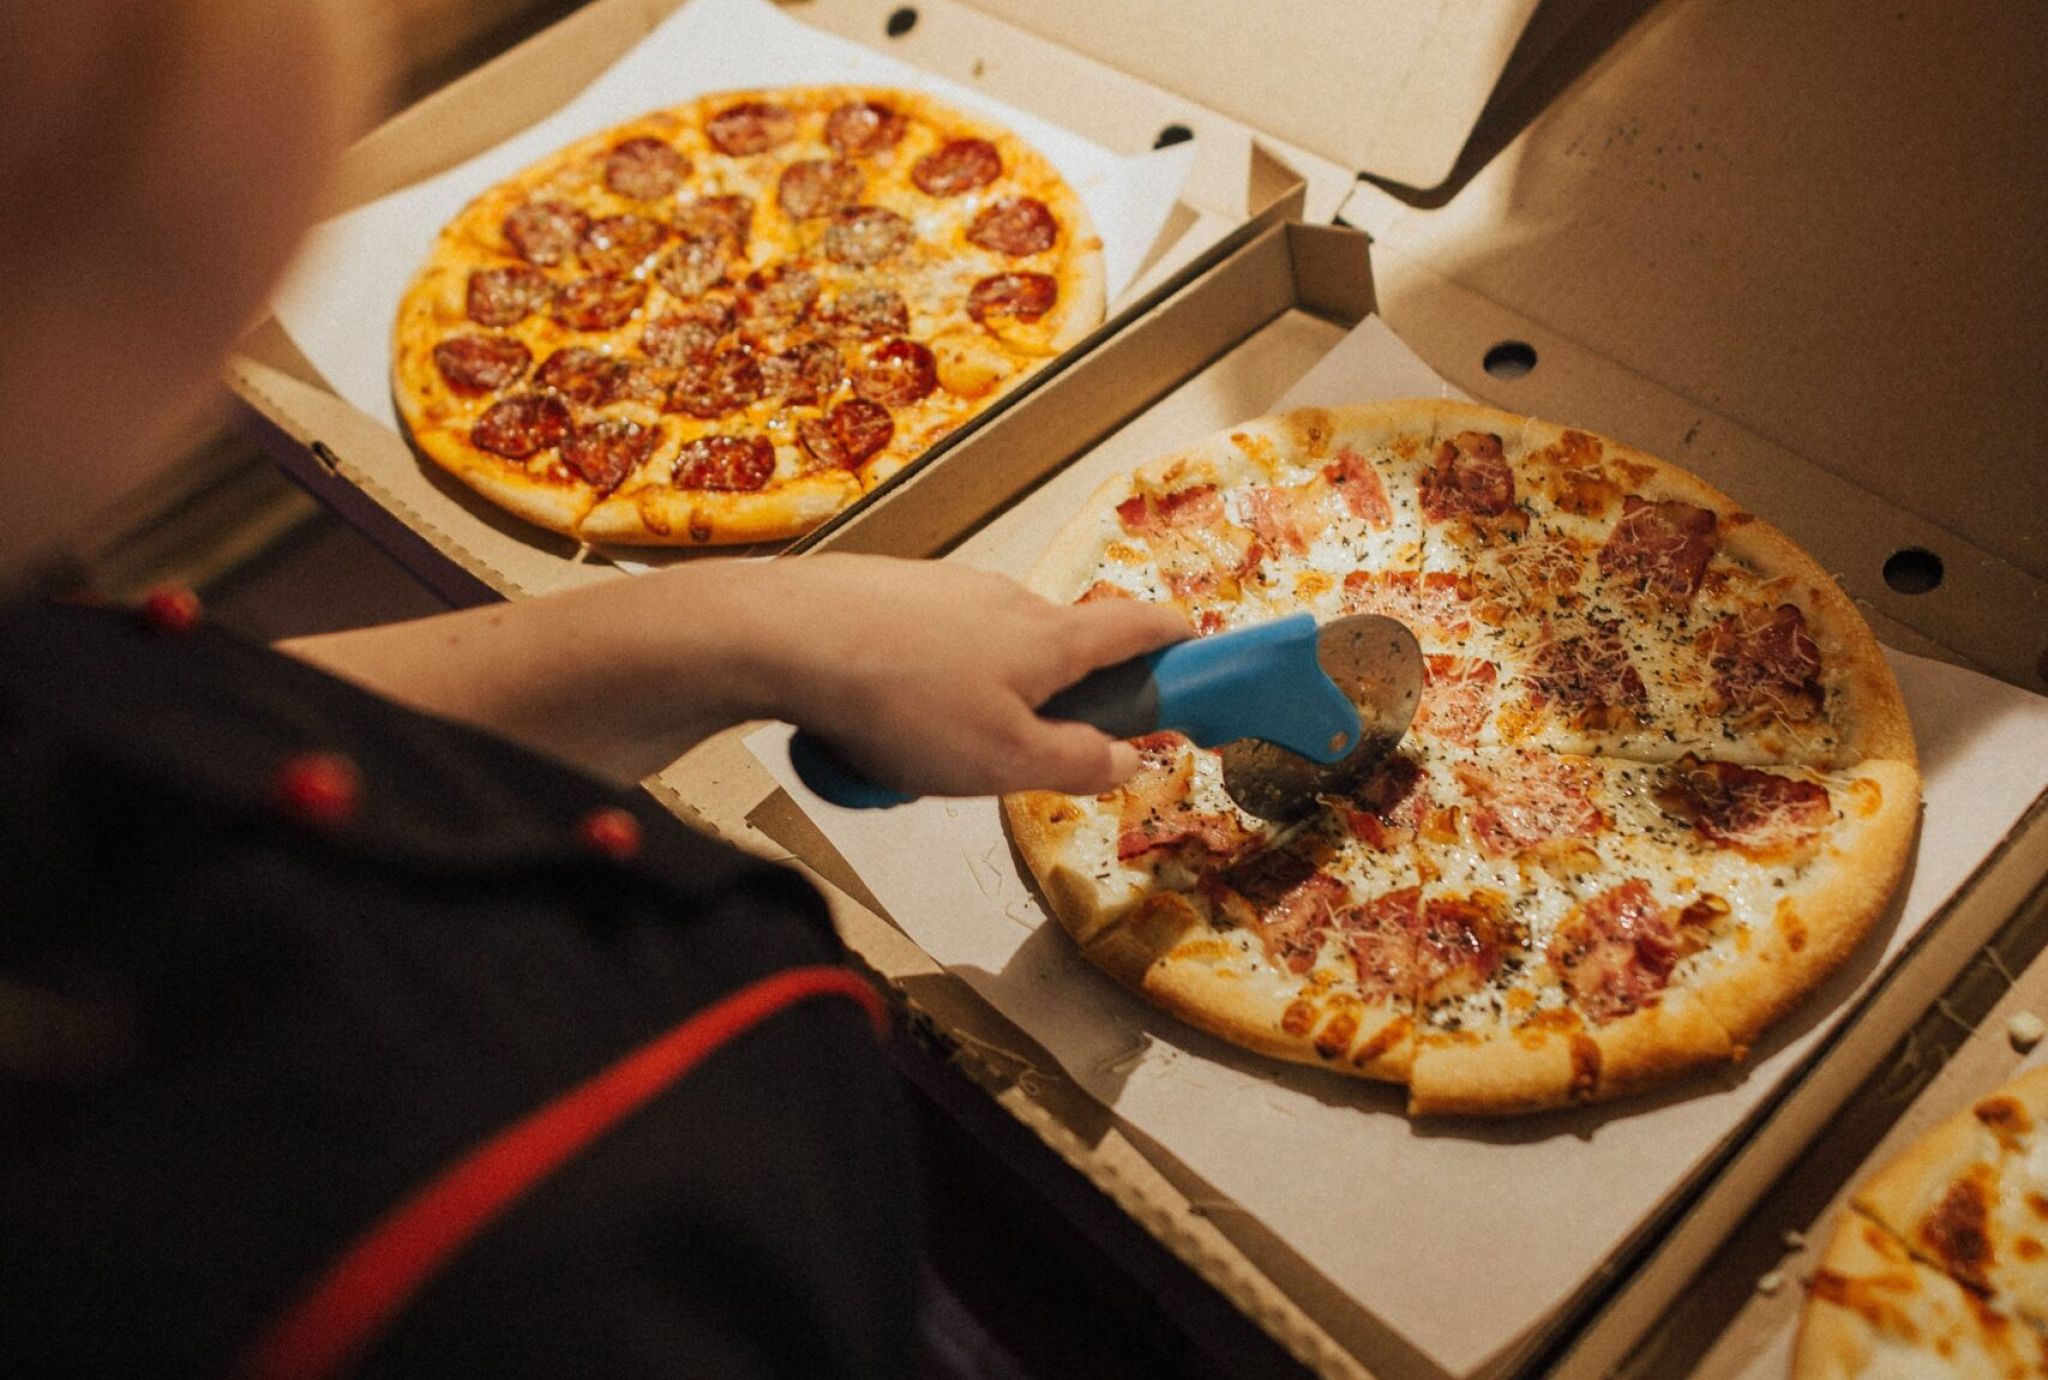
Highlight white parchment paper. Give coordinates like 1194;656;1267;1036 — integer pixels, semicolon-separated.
744;317;2048;1375
269;0;1193;432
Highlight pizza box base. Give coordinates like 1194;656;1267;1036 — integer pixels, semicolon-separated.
225;0;1368;604
660;215;2048;1377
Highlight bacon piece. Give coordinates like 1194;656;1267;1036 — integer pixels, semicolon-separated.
967;197;1058;256
1333;755;1427;850
706;101;795;156
560;418;655;492
1338;570;1474;638
1454;753;1605;857
1114;484;1263;605
968;272;1058;325
825;101;906;157
1550;880;1680;1022
913;138;1002;195
1410;893;1513;1005
603;136;688;200
502;200;586;265
1526;623;1647;723
1707;603;1823;721
1344;887;1422;1000
1600;496;1718;605
1658;754;1831;857
432;334;531;394
1075;581;1135;604
1322;446;1393;526
852;339;938;407
1413;656;1498;747
1208;849;1347;975
819;204;912;266
1241;479;1341;556
1114;733;1254;864
1419;431;1514;520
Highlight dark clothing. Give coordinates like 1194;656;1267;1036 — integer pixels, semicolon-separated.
0;598;920;1377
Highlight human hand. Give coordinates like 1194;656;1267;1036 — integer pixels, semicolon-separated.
745;555;1190;798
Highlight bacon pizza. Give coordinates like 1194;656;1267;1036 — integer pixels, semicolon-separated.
1003;399;1920;1115
393;86;1103;545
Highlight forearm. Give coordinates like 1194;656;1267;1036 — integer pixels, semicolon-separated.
279;554;1191;795
279;563;786;784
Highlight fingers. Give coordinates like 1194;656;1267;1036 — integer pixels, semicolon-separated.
1030;598;1191;703
1008;717;1135;797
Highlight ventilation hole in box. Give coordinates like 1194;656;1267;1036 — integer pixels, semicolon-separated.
1154;124;1195;149
885;7;918;37
1881;547;1944;595
1483;340;1538;379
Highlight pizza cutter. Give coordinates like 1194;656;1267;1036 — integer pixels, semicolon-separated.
786;612;1423;822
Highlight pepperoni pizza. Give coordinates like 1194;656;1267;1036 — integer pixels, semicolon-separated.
1003;400;1920;1115
392;86;1103;545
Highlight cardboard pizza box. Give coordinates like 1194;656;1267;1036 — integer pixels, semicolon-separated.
224;0;2048;1376
1627;870;2048;1380
660;214;2048;1378
225;0;1386;603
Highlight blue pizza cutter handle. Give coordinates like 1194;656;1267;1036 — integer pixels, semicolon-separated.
787;613;1360;809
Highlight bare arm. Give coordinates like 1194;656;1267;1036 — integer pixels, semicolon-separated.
280;554;1189;792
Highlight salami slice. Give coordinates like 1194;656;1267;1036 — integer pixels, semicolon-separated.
673;194;754;254
535;347;629;407
667;347;765;419
433;334;532;394
471;394;570;458
655;235;729;300
741;265;820;332
603;136;689;201
560;418;656;492
818;285;908;339
762;339;845;405
578;214;667;276
502;200;587;266
776;158;864;221
466;266;553;327
966;197;1057;256
823;206;913;267
674;434;776;491
853;339;938;407
798;398;893;468
552;275;646;332
706;101;795;156
967;272;1057;324
913;138;1001;196
641;301;733;366
825;101;906;157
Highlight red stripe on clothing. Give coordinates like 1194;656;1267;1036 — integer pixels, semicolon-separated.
240;964;887;1380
